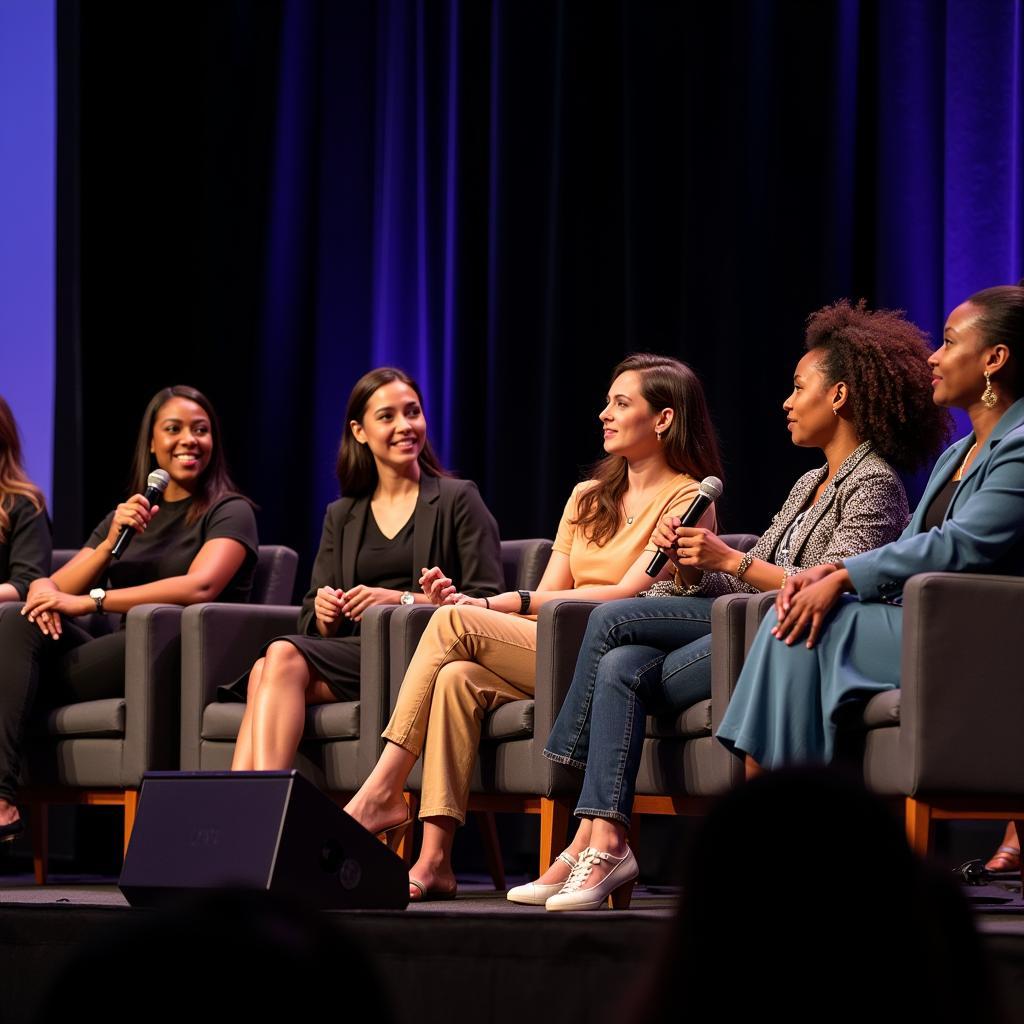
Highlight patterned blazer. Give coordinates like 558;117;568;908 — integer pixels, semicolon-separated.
691;442;909;598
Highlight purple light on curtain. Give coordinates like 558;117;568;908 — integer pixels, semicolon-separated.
440;1;461;459
0;0;55;506
944;0;1024;304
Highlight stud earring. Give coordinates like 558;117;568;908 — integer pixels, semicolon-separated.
656;431;663;442
982;370;998;409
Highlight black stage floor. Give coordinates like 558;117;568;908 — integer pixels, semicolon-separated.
3;877;1024;1023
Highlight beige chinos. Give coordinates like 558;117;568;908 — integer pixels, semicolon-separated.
382;605;538;822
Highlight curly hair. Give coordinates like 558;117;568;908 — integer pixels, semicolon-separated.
804;300;951;472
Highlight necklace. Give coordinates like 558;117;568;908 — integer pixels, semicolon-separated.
952;441;977;482
622;478;669;525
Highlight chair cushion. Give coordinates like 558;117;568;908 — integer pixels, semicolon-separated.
45;699;126;738
863;689;901;729
482;700;534;741
202;701;360;741
648;699;712;739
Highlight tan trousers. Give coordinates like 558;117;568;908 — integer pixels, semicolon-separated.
382;605;538;823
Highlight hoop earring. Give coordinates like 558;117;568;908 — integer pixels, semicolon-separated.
982;370;998;409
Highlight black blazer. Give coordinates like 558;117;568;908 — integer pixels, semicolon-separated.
296;475;503;636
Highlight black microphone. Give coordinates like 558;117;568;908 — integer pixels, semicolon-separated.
111;469;170;560
645;475;724;577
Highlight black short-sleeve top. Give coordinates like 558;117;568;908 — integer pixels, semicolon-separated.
0;495;52;599
86;494;259;603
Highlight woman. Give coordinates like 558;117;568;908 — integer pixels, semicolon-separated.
717;283;1024;780
0;385;258;840
511;300;949;910
0;396;51;840
228;367;503;776
344;353;724;901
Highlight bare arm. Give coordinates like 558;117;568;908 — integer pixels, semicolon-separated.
23;538;249;622
0;583;19;602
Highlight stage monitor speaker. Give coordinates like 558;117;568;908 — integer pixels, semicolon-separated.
118;770;409;910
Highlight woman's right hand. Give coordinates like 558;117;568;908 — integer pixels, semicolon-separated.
103;494;159;550
649;515;683;570
419;566;457;605
314;585;345;635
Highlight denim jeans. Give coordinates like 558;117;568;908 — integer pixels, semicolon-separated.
543;595;715;826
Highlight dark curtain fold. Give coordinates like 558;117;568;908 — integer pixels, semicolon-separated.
66;0;1024;584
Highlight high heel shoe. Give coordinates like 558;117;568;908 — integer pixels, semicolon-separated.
545;846;638;912
0;816;24;843
985;844;1021;873
376;815;412;852
506;851;578;906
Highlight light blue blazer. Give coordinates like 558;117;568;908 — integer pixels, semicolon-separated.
846;398;1024;601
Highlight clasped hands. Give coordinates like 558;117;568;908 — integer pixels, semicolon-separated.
770;563;852;648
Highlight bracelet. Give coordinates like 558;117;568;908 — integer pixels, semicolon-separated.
517;589;532;615
735;551;755;580
483;596;490;609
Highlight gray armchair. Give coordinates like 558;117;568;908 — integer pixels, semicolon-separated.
179;538;553;873
859;572;1024;856
23;545;298;883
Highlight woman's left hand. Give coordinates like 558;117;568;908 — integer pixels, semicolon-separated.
338;586;400;622
673;527;739;573
770;572;848;648
450;594;487;608
21;589;94;634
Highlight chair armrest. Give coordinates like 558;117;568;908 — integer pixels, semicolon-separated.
743;590;779;656
533;599;599;742
357;605;403;778
180;603;299;769
901;572;1024;795
123;604;184;783
387;605;438;713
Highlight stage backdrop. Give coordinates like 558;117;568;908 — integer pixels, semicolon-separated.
58;0;1024;589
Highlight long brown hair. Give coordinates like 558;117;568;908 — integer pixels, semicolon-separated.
335;367;449;497
129;385;249;525
573;353;724;546
0;395;45;543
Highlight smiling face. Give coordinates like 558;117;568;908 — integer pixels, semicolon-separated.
782;350;843;449
928;301;992;409
149;396;213;500
350;380;426;475
599;370;670;459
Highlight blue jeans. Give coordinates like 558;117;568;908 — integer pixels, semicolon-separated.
543;596;716;826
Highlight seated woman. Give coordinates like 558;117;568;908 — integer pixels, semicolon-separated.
0;396;52;840
344;353;723;901
228;367;503;775
511;300;949;910
1;385;258;839
717;283;1024;781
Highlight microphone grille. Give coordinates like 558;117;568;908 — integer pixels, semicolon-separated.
699;475;724;501
147;469;171;493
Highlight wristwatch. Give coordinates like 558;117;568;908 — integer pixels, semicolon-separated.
89;587;106;613
400;591;415;606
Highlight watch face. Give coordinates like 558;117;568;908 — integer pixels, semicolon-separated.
401;592;415;605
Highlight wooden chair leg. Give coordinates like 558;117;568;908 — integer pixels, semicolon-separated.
395;791;418;866
538;798;570;877
904;797;932;858
123;789;139;855
476;811;506;891
30;802;48;885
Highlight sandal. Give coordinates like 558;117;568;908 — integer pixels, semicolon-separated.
408;877;458;902
985;844;1021;873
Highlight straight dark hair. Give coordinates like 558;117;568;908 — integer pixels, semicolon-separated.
968;279;1024;397
0;395;45;543
573;353;724;546
129;385;249;525
336;367;449;497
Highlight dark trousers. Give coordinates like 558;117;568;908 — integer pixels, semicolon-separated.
0;604;125;804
